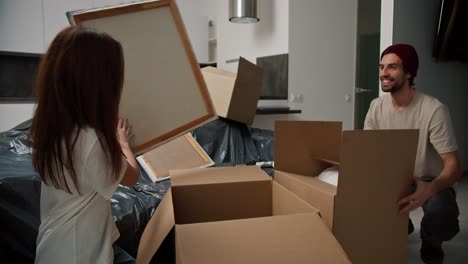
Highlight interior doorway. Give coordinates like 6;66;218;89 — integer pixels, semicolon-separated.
354;0;381;129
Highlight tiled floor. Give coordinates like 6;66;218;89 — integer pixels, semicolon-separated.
407;175;467;263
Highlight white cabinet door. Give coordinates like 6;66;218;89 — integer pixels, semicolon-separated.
0;0;44;53
43;0;93;51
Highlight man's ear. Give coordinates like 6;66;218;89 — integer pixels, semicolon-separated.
405;72;412;81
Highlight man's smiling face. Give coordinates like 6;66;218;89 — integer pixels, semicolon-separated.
379;53;411;93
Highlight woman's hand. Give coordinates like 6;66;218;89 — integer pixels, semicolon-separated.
117;117;138;186
117;118;133;148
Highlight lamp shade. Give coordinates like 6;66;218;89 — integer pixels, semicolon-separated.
229;0;259;23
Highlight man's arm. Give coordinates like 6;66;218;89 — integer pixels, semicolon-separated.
398;151;461;214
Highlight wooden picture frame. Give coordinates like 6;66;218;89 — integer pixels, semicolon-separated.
68;0;215;155
136;133;214;182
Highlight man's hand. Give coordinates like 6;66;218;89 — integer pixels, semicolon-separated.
398;176;437;214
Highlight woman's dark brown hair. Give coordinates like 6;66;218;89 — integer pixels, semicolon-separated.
31;26;125;194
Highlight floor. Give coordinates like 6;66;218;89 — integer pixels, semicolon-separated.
407;174;468;263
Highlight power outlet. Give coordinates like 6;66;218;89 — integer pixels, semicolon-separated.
296;93;303;102
290;93;304;102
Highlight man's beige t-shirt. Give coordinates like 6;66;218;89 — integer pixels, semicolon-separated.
364;90;457;179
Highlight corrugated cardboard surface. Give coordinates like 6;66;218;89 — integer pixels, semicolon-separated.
172;181;272;224
272;180;321;216
137;165;349;263
200;67;235;117
333;129;418;264
201;57;262;124
170;166;269;186
175;213;351;264
275;121;419;264
275;121;342;176
72;1;215;154
227;57;263;124
275;170;336;230
137;189;175;264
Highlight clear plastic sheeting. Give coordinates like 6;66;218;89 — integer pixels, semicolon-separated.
0;117;275;263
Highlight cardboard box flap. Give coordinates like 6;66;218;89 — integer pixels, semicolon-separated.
201;66;237;78
201;68;235;117
170;166;270;186
333;129;418;264
201;57;262;125
272;181;320;216
137;189;175;264
175;213;351;264
227;57;263;124
275;121;342;176
274;170;336;230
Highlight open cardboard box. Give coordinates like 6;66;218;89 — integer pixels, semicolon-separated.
201;57;263;125
274;121;419;264
137;165;351;264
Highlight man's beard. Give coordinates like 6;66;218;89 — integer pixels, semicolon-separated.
381;78;404;93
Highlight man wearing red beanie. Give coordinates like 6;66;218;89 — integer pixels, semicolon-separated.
364;43;461;264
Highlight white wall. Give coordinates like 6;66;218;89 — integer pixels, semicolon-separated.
391;0;468;170
216;0;288;72
288;0;357;130
215;0;289;130
176;0;218;63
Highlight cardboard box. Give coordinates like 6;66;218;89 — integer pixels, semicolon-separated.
274;121;419;264
201;57;263;125
137;165;351;264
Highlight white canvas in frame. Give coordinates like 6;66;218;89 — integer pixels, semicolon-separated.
69;0;215;154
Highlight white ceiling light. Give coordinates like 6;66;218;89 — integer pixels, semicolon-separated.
229;0;259;23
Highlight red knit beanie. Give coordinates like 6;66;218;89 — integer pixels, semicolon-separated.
381;44;419;79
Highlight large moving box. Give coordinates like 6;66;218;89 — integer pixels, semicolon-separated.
137;166;351;264
201;57;263;125
274;121;419;264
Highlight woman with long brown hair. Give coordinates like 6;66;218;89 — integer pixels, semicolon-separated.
31;26;138;263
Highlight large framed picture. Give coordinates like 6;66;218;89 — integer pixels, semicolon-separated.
137;133;214;182
68;0;216;154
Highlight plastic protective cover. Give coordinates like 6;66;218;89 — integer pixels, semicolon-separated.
192;117;275;175
0;118;274;263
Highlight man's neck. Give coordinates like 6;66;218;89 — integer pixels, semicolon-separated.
391;85;415;110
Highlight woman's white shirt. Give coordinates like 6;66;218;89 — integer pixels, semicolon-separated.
35;128;127;264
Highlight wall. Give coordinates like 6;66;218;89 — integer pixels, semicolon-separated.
288;0;357;130
216;0;288;72
175;0;217;63
392;0;468;170
214;0;289;130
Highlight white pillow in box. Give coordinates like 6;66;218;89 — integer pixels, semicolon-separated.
316;166;339;186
